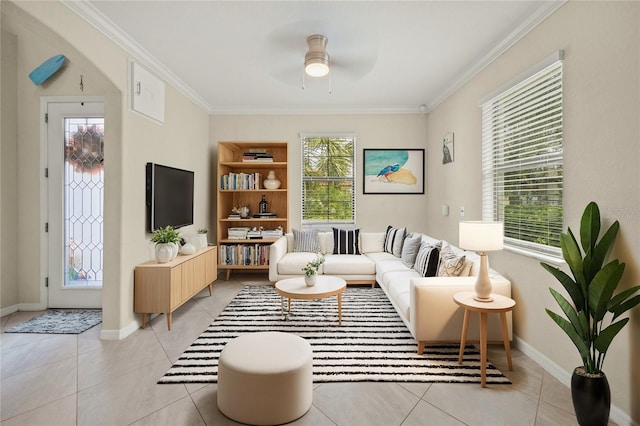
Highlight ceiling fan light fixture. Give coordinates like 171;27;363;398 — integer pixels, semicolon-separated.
304;34;330;77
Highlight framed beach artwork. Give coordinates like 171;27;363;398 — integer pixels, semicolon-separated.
363;149;425;194
443;132;454;164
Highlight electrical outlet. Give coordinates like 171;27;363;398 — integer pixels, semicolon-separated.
460;206;465;217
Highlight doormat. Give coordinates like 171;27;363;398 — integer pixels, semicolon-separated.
159;286;511;385
4;310;102;334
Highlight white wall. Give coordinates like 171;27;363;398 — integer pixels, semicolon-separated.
210;114;428;236
425;2;639;422
1;1;210;335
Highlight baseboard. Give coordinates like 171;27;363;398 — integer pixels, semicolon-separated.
100;319;139;340
18;302;47;311
0;304;19;317
513;335;636;426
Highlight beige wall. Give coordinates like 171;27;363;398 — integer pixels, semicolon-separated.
210;114;428;236
1;28;19;312
1;1;210;335
426;1;639;421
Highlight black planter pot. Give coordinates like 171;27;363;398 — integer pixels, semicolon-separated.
571;367;611;426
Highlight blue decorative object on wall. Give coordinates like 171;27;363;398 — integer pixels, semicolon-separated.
28;54;66;85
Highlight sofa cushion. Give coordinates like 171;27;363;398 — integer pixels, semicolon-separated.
365;252;401;263
360;232;385;254
380;269;420;290
384;226;406;257
413;241;440;277
323;254;376;275
277;252;323;275
293;229;320;253
400;234;421;268
437;243;466;277
332;228;361;254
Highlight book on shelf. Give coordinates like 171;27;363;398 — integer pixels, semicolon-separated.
220;172;261;190
242;152;273;162
219;243;270;266
252;212;276;218
228;214;241;219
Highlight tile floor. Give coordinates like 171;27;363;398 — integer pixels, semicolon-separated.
1;273;585;426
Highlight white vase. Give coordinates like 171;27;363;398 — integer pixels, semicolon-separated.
170;242;179;259
304;274;317;287
263;171;281;190
180;243;196;255
155;243;173;263
197;234;208;249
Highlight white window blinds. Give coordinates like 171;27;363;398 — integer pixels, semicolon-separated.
481;59;563;258
301;134;356;225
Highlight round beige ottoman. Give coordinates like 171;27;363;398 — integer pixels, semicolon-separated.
217;331;313;425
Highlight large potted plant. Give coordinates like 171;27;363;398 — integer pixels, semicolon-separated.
541;202;640;426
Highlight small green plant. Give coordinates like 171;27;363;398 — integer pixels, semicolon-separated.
302;254;325;277
151;226;181;244
541;202;640;374
197;228;208;234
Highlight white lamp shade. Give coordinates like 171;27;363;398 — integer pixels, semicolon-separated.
459;221;504;252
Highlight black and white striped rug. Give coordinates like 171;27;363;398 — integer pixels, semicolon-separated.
158;285;510;384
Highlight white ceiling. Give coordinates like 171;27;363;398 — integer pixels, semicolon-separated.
70;1;563;114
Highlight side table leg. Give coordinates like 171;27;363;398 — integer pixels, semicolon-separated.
500;312;513;370
458;309;470;364
480;312;487;388
338;293;342;325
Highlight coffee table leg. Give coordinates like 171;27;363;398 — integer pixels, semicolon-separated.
338;293;342;325
280;296;284;318
500;312;513;370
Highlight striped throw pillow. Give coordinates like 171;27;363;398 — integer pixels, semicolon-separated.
384;226;407;257
413;241;441;277
332;228;361;254
293;229;320;253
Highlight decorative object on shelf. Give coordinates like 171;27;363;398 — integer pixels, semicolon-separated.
151;226;181;263
363;149;425;194
302;254;325;287
232;205;250;219
259;195;268;214
263;170;281;189
197;228;208;248
541;202;640;426
458;221;504;301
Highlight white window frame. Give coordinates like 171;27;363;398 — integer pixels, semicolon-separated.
301;133;356;229
480;52;564;262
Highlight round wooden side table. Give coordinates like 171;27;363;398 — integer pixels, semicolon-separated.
453;291;516;387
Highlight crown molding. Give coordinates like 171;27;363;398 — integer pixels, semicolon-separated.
425;0;567;113
61;0;212;113
209;106;427;115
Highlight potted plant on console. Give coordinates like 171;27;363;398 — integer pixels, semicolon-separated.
541;202;640;426
152;226;181;263
302;254;325;287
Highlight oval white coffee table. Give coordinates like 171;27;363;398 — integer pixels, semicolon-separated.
275;276;347;325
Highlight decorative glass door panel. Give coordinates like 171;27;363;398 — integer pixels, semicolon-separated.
64;119;104;288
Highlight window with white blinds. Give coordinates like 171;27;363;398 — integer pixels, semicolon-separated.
301;134;356;226
481;59;563;258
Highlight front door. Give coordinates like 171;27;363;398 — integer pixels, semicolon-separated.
46;99;104;308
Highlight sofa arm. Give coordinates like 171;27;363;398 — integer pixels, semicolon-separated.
409;275;512;345
269;236;288;282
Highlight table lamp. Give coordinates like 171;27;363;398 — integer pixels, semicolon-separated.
459;221;504;302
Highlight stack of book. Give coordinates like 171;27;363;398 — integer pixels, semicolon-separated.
252;212;276;218
246;230;262;239
242;152;273;162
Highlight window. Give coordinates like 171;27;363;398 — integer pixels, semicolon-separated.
481;58;563;258
301;134;355;226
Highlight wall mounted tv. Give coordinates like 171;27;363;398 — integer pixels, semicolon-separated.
146;162;194;232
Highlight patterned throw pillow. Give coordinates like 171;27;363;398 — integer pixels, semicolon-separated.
437;243;466;277
293;228;320;253
332;228;361;254
384;226;407;257
400;234;422;268
413;241;441;277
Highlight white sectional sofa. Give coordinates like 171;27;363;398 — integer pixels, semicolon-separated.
269;230;512;354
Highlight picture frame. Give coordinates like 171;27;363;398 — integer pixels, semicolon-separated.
363;149;425;194
442;132;454;164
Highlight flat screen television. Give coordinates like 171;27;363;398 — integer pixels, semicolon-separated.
146;163;194;232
